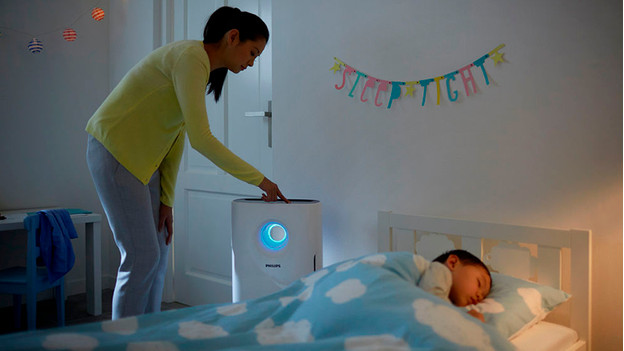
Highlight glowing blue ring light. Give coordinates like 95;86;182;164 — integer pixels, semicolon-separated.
260;222;289;251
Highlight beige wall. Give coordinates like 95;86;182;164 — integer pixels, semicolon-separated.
0;0;620;349
273;1;622;349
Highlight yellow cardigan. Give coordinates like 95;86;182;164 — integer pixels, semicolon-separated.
86;40;264;207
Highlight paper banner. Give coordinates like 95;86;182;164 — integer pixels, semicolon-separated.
330;44;506;109
375;81;389;107
458;64;477;97
361;77;376;102
444;72;459;102
419;79;433;107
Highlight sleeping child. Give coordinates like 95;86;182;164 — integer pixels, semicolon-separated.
417;249;492;322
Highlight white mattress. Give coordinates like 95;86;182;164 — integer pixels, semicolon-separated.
510;321;580;351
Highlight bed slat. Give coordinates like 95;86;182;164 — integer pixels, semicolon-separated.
393;228;415;253
377;211;591;351
380;212;573;248
569;229;592;349
461;237;482;260
537;246;561;289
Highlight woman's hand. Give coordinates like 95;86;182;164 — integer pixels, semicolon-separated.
158;203;174;245
258;177;290;203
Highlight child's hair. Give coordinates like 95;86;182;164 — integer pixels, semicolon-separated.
203;6;270;102
433;249;492;288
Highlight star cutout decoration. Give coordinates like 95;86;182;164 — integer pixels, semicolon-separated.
405;84;416;97
490;51;504;65
330;62;341;73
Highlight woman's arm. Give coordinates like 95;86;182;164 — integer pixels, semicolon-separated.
159;130;186;207
158;203;174;245
172;47;265;187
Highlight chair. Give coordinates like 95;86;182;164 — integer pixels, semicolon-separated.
0;214;65;330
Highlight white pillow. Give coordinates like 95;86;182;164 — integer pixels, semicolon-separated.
470;273;570;339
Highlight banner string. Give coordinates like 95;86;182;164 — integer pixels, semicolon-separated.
331;44;506;109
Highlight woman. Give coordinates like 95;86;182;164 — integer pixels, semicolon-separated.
86;6;288;320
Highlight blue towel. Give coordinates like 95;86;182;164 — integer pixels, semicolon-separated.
23;209;78;283
26;208;91;216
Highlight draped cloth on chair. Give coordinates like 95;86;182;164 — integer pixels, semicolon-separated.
25;209;78;283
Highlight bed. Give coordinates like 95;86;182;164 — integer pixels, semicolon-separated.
378;211;592;351
0;212;591;350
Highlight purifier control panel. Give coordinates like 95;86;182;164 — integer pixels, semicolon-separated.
259;222;289;251
232;198;322;302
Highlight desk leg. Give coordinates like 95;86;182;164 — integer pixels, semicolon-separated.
85;222;102;316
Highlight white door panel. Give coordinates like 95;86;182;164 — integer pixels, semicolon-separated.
227;0;273;176
174;0;272;306
178;191;236;305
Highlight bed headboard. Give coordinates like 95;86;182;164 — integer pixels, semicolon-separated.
378;211;592;349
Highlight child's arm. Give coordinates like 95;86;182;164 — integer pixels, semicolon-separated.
417;262;452;302
467;309;485;322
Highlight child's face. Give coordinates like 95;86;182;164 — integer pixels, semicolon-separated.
444;255;491;307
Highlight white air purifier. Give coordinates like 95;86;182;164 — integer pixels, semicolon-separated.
231;198;322;302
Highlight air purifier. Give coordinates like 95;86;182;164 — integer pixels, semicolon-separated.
231;198;322;302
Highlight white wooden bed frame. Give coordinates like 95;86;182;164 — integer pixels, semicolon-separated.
377;211;592;351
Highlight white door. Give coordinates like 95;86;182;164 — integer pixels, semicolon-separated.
173;0;272;306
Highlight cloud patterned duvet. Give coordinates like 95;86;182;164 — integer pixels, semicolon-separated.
0;252;514;351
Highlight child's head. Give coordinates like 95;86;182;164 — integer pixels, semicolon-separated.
433;250;492;306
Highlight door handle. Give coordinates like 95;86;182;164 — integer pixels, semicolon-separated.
244;111;272;118
245;100;272;118
244;101;272;148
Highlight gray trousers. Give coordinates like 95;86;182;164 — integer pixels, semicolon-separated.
86;135;169;319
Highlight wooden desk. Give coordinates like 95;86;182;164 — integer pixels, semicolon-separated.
0;209;103;316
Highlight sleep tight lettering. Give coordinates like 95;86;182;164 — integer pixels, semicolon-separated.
331;44;506;109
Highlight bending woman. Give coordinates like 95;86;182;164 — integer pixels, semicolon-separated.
86;6;288;320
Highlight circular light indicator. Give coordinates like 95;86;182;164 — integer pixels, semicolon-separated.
260;222;288;251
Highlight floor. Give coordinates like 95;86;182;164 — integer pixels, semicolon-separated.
0;289;188;335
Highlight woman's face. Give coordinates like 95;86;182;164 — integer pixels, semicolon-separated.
227;34;266;74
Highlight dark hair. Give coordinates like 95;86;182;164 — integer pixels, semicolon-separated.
433;249;492;288
203;6;270;102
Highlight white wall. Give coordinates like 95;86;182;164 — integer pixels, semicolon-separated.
0;0;159;299
272;1;621;349
0;0;112;295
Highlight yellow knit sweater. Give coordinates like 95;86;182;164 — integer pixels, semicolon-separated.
86;40;264;206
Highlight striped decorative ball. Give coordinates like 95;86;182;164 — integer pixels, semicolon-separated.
28;38;43;53
91;7;105;21
63;28;77;41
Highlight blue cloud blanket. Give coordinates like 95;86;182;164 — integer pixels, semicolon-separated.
1;252;513;350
